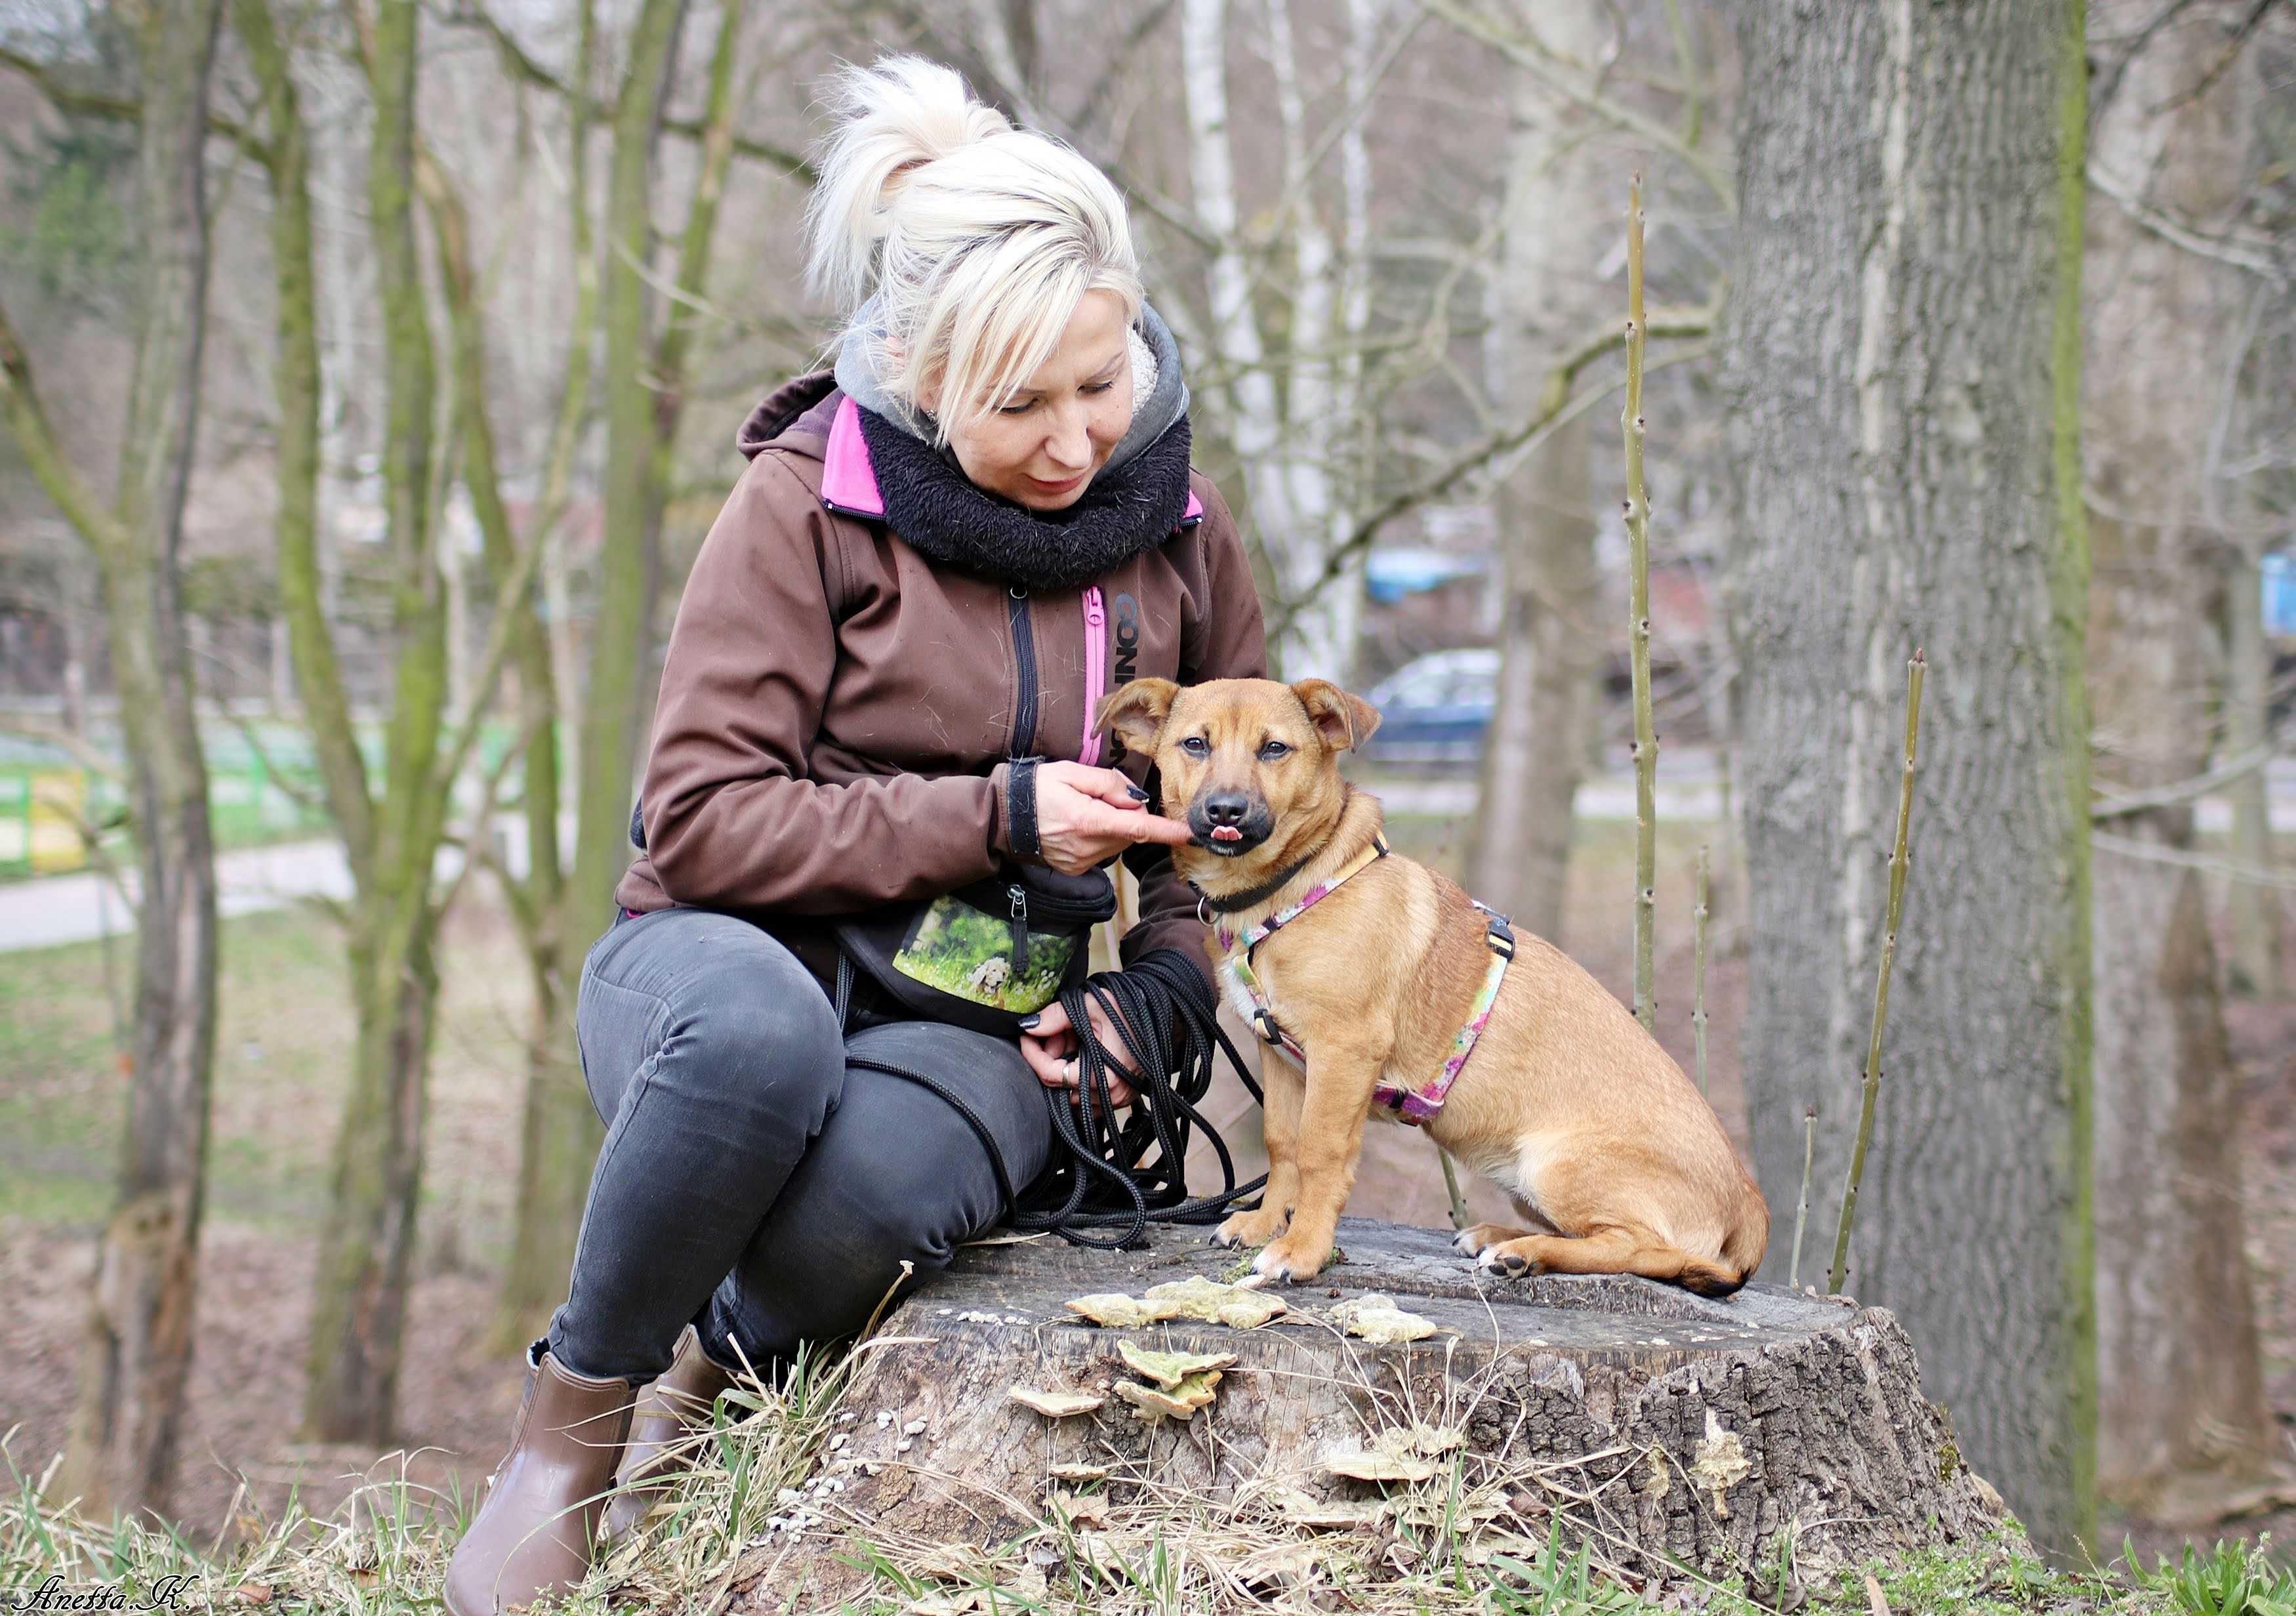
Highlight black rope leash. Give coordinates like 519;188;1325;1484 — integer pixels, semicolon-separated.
846;949;1269;1250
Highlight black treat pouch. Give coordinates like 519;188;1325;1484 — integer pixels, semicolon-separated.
832;862;1118;1037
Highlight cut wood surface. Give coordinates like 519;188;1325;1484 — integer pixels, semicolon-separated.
727;1218;2012;1609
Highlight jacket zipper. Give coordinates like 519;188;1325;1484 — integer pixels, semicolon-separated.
1078;585;1107;767
1007;585;1039;762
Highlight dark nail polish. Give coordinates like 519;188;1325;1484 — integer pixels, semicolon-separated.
1018;1013;1041;1031
1126;785;1149;802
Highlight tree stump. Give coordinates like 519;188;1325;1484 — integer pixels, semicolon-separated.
729;1218;2011;1609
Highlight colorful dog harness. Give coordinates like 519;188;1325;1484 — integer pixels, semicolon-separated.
1213;839;1518;1128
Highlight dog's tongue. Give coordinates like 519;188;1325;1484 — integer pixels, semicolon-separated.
1210;826;1244;843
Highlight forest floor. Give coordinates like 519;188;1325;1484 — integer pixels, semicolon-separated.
1;808;2289;1584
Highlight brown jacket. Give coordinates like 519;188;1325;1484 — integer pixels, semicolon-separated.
613;373;1269;987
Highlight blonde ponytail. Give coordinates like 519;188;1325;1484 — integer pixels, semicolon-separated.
802;55;1143;443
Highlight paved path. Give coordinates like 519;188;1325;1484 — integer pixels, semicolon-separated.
5;762;2291;953
0;839;358;954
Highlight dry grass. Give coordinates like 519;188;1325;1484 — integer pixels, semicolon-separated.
7;1324;2251;1616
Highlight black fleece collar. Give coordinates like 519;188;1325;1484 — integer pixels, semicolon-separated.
853;405;1195;592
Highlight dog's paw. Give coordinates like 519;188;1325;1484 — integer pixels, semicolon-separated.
1454;1222;1528;1258
1252;1234;1332;1284
1471;1235;1544;1277
1214;1205;1290;1249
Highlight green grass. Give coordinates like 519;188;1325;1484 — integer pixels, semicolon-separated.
0;900;534;1257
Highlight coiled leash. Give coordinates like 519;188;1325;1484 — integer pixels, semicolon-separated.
840;949;1271;1249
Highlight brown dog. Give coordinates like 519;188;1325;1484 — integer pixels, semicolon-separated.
1097;675;1769;1293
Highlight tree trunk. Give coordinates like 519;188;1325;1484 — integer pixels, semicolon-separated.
496;0;719;1350
300;0;448;1442
2083;0;2270;1512
2224;548;2281;995
467;0;598;1354
739;1220;2013;1609
303;924;439;1439
42;0;226;1521
1722;0;2095;1554
1467;3;1609;943
569;0;687;942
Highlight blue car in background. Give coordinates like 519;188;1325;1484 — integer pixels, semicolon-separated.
1359;648;1498;765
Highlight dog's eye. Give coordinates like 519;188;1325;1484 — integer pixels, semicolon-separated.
1258;741;1291;762
1179;735;1211;757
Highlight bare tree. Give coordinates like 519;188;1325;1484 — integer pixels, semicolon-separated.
232;0;541;1441
0;0;225;1517
486;0;765;1349
1723;0;2097;1554
2084;0;2270;1514
1465;1;1614;942
1178;0;1382;680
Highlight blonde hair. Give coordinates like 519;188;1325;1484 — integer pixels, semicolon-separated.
804;56;1143;443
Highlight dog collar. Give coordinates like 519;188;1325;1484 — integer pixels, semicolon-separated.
1189;849;1320;916
1214;837;1389;1060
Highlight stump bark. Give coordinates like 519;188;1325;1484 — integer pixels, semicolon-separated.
728;1218;2012;1609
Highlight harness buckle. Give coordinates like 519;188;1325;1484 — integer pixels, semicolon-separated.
1476;901;1518;960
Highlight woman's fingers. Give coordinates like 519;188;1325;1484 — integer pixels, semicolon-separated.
1031;770;1192;870
1021;1003;1071;1039
1019;1034;1073;1087
1080;800;1191;846
1047;761;1152;810
1021;1001;1136;1107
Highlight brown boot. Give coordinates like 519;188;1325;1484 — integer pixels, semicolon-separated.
444;1340;636;1616
601;1325;739;1542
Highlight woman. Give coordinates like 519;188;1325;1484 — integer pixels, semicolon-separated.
444;55;1266;1616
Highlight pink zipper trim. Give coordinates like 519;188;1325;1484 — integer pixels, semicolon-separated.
1079;585;1107;766
820;395;886;516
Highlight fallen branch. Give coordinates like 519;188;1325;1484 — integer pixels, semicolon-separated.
1829;649;1926;1296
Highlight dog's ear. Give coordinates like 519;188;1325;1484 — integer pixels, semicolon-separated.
1291;680;1383;753
1096;678;1180;756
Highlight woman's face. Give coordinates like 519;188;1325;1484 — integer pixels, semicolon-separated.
936;288;1135;512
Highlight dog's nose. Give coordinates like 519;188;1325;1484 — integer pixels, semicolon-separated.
1203;792;1252;827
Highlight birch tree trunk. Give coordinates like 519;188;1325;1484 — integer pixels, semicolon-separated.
2084;0;2269;1512
12;0;228;1519
1178;0;1370;682
1466;2;1609;942
1722;0;2096;1555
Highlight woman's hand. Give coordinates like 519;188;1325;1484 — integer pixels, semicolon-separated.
1020;997;1139;1109
1030;762;1191;876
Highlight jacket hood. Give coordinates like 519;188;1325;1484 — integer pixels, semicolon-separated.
735;371;840;462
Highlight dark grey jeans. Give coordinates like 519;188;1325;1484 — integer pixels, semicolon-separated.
543;905;1054;1384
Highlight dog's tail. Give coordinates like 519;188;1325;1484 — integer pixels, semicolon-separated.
1704;1172;1773;1298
